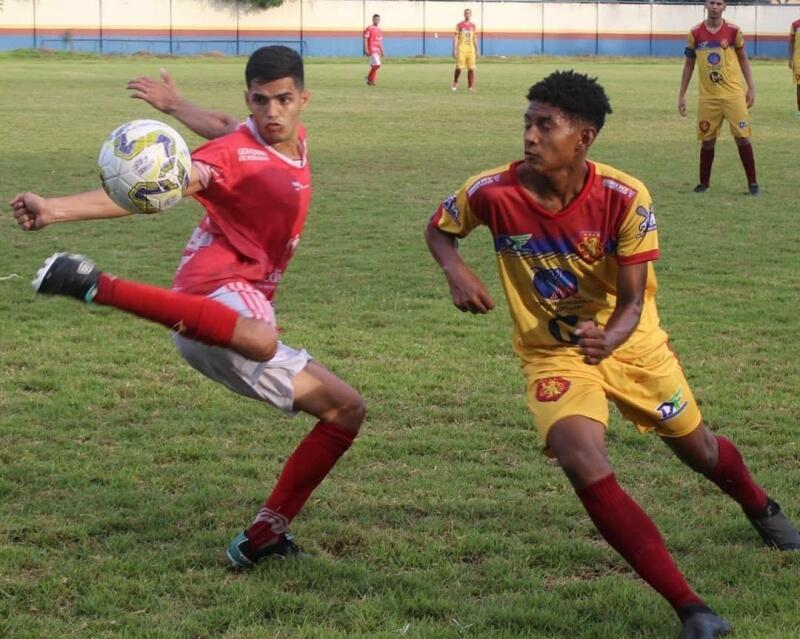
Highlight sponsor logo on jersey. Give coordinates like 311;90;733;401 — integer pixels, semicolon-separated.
656;387;688;421
291;181;310;191
533;268;578;300
467;174;501;197
442;192;461;222
535;376;571;402
737;120;748;129
635;205;657;238
699;120;711;133
707;52;721;65
496;233;533;254
575;231;604;263
602;178;636;198
709;70;723;84
238;148;270;162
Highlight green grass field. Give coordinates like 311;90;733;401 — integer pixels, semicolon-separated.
1;52;799;638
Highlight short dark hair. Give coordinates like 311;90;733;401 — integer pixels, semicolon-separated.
245;45;304;89
526;70;612;130
373;13;380;19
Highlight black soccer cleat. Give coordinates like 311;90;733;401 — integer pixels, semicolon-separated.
692;184;709;193
747;499;800;550
680;605;732;639
747;183;759;196
226;531;305;568
32;252;99;303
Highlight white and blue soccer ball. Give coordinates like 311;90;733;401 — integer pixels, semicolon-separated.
98;119;191;215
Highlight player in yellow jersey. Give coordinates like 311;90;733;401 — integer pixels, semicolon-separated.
451;8;479;91
426;70;800;639
789;18;800;114
678;0;758;194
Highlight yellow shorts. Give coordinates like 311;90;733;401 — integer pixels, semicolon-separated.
456;49;476;70
697;96;751;141
522;340;702;455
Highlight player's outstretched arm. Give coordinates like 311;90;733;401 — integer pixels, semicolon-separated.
425;222;495;314
576;261;647;365
126;68;239;140
10;188;130;231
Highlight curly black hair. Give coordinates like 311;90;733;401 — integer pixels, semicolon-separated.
526;70;612;130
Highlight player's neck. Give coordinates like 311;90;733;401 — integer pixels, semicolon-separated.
705;17;724;31
270;138;303;161
517;162;588;213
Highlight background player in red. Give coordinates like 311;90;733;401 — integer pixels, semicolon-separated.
363;14;384;87
789;18;800;113
426;70;799;639
10;46;366;568
678;0;758;194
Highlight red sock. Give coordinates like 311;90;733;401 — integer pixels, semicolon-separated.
368;65;379;83
453;68;461;85
467;69;475;88
736;143;757;185
246;421;356;548
706;436;768;517
94;273;238;347
699;147;714;187
578;473;704;615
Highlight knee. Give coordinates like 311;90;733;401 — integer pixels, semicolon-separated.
330;394;366;433
554;446;612;489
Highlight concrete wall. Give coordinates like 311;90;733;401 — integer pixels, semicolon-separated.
0;0;797;58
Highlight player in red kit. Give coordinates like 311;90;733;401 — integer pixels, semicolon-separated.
363;14;384;86
10;46;365;567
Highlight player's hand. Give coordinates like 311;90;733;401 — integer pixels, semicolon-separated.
575;320;611;365
745;88;755;108
126;68;182;114
445;263;495;314
678;95;687;117
9;192;54;231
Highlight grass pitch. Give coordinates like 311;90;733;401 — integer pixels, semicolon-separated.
1;53;799;638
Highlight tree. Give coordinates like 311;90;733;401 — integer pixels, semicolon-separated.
220;0;285;8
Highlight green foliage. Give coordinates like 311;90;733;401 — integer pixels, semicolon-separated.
222;0;285;9
1;55;800;639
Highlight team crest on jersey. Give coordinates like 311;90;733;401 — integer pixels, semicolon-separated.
699;120;711;133
635;205;657;238
575;232;604;263
720;39;729;49
442;192;461;222
656;387;688;421
533;268;578;300
535;377;571;402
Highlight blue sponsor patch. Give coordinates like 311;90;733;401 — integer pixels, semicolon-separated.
635;205;657;239
442;192;460;222
707;52;721;65
533;268;578;300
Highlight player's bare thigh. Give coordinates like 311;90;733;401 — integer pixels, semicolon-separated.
547;416;612;490
292;360;365;433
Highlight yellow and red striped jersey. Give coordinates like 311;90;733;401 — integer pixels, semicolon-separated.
430;161;666;359
686;21;746;99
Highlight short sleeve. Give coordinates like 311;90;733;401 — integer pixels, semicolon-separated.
734;29;745;49
616;184;659;266
429;182;483;239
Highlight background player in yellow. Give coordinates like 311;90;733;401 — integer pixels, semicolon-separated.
678;0;758;195
427;70;799;639
451;8;479;91
789;17;800;114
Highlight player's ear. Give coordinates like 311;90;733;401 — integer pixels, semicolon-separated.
578;126;598;151
299;89;310;111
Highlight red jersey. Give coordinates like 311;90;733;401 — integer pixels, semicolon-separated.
172;118;311;300
364;25;383;54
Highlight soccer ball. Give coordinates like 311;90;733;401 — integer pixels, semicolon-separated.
98;119;191;215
